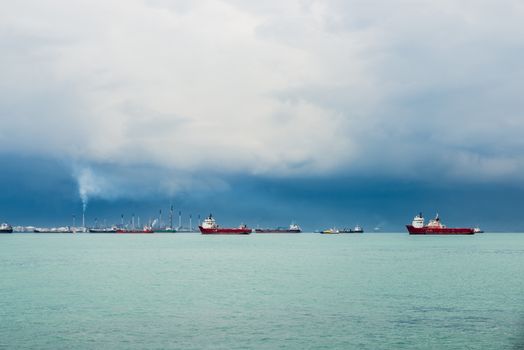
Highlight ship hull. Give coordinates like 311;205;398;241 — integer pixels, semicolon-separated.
115;230;154;234
199;226;251;234
406;225;475;235
0;229;13;233
89;229;117;233
255;229;301;233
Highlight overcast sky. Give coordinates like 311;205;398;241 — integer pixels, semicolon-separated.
1;0;524;230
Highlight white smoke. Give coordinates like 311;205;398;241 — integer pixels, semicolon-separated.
76;167;105;210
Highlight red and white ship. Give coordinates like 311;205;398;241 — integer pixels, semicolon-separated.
406;213;475;235
199;214;251;234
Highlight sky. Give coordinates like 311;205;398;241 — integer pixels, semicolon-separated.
1;0;524;231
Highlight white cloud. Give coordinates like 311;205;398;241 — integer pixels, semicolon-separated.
1;0;524;199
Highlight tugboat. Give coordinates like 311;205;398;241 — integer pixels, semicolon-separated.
255;223;302;233
199;214;251;234
0;223;13;233
473;227;484;233
406;213;475;235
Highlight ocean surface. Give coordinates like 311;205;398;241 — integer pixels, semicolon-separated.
1;233;523;349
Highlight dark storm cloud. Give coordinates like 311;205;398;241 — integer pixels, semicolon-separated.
1;0;524;226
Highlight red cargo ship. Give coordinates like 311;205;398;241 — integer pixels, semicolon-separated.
406;213;475;235
199;214;251;234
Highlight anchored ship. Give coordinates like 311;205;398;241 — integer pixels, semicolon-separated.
0;223;13;233
320;228;340;234
89;227;117;233
255;223;301;233
406;213;475;235
199;214;251;234
34;227;76;233
115;226;154;234
339;225;364;233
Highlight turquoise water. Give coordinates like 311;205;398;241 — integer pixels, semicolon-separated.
1;233;523;349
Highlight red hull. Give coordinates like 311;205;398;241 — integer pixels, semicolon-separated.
199;226;251;234
406;225;475;235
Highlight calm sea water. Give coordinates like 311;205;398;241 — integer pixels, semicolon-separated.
1;233;523;349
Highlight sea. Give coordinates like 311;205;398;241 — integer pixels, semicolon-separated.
1;233;523;349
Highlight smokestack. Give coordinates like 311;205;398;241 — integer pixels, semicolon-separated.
189;214;192;231
170;205;174;229
121;214;124;227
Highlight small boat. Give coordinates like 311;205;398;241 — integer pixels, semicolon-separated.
339;225;364;233
320;228;340;234
199;214;251;234
406;213;475;235
473;227;484;233
255;223;301;233
0;223;13;233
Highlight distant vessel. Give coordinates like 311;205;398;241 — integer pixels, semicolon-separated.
154;228;177;233
473;227;484;233
34;227;75;233
339;225;364;233
115;226;154;234
89;227;117;233
320;228;340;234
406;213;475;235
255;223;301;233
198;214;251;234
0;223;13;233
